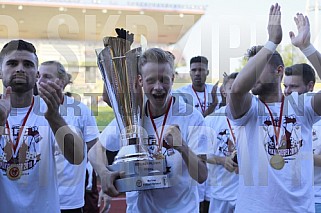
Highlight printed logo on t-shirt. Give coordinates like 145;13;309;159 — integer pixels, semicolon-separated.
262;115;302;158
194;102;211;110
217;128;235;156
0;125;43;177
147;135;175;157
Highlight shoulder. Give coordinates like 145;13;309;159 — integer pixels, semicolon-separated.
175;84;192;93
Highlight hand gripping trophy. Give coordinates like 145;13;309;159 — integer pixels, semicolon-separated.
96;29;171;192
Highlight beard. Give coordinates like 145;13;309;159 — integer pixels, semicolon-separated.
251;82;276;96
4;77;35;94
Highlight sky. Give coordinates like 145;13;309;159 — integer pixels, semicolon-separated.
173;0;315;81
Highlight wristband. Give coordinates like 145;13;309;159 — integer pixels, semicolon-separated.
301;44;316;57
264;41;278;53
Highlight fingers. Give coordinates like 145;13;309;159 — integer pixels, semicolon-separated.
305;16;310;27
269;3;281;25
295;13;309;28
38;79;62;110
4;87;11;101
164;125;182;148
104;171;121;197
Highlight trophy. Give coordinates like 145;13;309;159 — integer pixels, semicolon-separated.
96;29;171;192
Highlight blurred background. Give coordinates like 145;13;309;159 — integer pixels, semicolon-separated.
0;0;320;127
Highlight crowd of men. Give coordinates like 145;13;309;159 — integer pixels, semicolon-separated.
1;2;321;213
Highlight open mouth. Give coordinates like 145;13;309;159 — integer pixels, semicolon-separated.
152;93;166;101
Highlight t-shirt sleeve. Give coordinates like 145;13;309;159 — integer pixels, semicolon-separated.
80;106;100;143
99;119;121;151
226;95;257;126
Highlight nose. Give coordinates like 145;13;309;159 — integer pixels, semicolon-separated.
16;64;25;73
154;81;163;90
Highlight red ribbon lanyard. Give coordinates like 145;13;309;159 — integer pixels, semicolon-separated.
148;96;173;150
192;85;206;113
261;96;285;147
226;118;236;145
6;98;34;153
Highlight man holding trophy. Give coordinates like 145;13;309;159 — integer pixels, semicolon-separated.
89;29;208;212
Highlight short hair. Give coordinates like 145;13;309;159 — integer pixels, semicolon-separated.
41;61;72;87
245;45;284;69
223;72;239;86
138;48;175;74
0;40;38;66
285;63;316;85
190;56;208;66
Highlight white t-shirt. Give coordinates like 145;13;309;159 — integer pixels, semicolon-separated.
0;96;60;213
175;83;220;201
100;97;207;213
175;83;221;114
205;106;239;201
227;92;320;213
313;120;321;204
55;95;100;209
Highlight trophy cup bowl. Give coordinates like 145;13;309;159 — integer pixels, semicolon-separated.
96;36;170;192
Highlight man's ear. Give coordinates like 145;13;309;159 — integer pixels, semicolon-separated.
276;65;284;76
138;74;143;87
206;69;209;76
0;71;2;79
307;81;315;92
221;86;227;98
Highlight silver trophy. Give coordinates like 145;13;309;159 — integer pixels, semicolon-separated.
96;30;170;192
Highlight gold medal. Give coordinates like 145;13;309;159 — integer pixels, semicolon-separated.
6;164;22;180
270;154;285;170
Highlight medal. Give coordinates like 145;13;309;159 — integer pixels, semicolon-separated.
7;164;22;180
262;96;286;170
270;154;285;170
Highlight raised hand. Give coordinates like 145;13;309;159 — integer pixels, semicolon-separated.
0;87;11;126
115;28;134;45
38;79;63;119
289;13;311;50
268;3;282;44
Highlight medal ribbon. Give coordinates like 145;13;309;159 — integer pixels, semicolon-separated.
192;85;206;113
261;96;285;149
148;96;173;151
226;118;236;145
6;98;34;153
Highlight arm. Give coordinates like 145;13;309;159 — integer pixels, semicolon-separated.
87;138;98;153
164;125;208;183
88;141;121;197
38;80;84;165
229;3;282;119
314;154;321;167
290;14;321;115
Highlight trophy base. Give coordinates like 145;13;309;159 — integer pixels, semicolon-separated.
108;158;171;192
115;174;170;192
